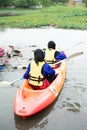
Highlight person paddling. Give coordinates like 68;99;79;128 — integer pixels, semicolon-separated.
44;41;67;68
23;49;56;90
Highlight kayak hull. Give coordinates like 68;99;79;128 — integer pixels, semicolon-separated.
14;61;66;117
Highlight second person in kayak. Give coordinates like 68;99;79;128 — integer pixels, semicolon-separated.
45;41;67;68
23;49;56;90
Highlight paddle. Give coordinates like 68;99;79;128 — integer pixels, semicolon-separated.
43;41;83;52
0;77;23;87
55;51;84;65
0;51;83;87
64;41;83;51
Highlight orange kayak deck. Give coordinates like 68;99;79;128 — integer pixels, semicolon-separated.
14;61;66;118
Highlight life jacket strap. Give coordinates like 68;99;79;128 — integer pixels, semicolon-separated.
45;60;57;64
29;75;44;83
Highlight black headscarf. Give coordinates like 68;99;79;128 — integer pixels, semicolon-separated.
34;49;45;64
48;41;56;49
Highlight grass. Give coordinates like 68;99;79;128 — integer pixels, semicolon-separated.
0;4;87;29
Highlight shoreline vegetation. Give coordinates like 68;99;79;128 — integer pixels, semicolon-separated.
0;4;87;30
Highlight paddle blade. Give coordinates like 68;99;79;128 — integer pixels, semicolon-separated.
0;81;11;87
0;77;23;87
67;51;84;61
64;42;83;51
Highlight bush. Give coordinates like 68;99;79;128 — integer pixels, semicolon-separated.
83;0;87;7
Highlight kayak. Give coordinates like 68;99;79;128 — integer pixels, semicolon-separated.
14;61;66;118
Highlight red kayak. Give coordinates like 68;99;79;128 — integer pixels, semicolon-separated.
14;61;66;118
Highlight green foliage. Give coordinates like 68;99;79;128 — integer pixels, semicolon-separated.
83;0;87;7
40;0;52;6
0;0;11;6
0;0;67;7
0;5;87;29
52;0;68;3
0;0;52;7
12;0;39;7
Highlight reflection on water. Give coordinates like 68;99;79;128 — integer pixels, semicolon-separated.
14;101;56;130
0;28;6;32
62;101;80;112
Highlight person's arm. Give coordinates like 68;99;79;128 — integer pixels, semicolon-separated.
42;63;55;76
23;64;30;79
55;51;67;60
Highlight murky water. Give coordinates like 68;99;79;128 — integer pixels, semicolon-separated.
0;28;87;130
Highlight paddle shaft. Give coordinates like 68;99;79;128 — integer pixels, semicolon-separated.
10;77;23;84
63;41;83;51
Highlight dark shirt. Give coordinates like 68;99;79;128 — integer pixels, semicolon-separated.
55;51;67;60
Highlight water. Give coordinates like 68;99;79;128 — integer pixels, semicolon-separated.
0;27;87;130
